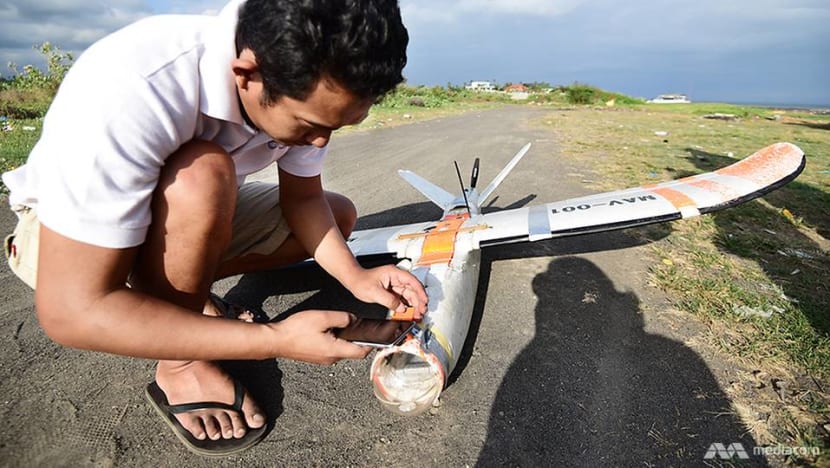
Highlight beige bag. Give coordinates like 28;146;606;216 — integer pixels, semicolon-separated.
4;206;39;289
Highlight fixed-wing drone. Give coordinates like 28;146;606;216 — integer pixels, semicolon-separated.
344;142;805;415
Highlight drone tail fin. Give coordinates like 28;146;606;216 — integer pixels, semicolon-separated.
478;142;532;203
397;169;456;210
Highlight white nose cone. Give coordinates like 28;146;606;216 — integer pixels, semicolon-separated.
370;340;444;416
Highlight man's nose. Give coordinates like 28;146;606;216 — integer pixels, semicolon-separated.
308;130;332;148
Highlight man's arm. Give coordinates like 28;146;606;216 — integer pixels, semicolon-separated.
34;224;369;364
277;168;427;316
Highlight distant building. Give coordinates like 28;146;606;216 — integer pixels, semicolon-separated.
465;81;496;92
648;93;691;104
503;83;529;93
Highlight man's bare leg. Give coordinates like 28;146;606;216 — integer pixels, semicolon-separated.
215;191;356;279
130;141;358;441
129;140;263;442
204;191;355;318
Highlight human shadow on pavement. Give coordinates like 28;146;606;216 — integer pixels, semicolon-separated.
476;257;767;467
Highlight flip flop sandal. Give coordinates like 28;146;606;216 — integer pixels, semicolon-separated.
208;293;269;323
145;380;268;457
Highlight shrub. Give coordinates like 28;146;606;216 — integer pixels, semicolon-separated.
0;42;73;118
0;87;53;118
561;83;644;106
565;83;599;104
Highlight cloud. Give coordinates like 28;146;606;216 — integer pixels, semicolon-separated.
1;0;827;104
400;0;582;26
456;0;582;17
0;0;231;73
0;0;154;71
399;0;829;104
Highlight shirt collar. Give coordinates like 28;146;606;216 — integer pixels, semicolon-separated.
198;0;255;132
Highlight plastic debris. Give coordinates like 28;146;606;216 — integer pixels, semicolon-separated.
654;131;668;136
733;304;783;319
783;249;816;259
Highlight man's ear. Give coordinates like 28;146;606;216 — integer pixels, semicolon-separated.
231;53;259;90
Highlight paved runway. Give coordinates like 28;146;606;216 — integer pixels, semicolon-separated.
0;106;764;466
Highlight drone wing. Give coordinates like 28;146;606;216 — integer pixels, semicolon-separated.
473;142;805;247
345;220;435;260
345;142;804;258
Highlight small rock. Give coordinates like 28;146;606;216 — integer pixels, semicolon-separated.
703;113;739;121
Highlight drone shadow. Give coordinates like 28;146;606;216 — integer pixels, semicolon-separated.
220;198;675;433
224;198;672;384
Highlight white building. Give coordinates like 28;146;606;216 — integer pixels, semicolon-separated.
465;81;496;92
648;93;691;104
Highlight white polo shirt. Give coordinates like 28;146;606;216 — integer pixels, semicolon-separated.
1;0;326;249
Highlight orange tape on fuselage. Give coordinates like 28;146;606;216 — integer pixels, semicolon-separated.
385;213;470;321
416;213;469;266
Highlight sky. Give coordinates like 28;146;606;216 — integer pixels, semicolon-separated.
0;0;828;106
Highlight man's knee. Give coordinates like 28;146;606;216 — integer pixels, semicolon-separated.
158;140;237;214
326;192;357;236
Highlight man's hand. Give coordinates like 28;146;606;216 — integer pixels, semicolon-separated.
268;310;373;364
346;265;428;320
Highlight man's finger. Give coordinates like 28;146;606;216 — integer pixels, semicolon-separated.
390;270;428;306
332;337;374;359
320;310;358;330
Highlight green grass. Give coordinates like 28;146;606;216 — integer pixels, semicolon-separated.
0;118;43;191
543;105;830;371
540;104;830;464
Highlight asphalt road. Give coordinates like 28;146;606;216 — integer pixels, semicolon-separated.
0;106;766;466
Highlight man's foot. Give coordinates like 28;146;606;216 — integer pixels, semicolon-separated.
155;360;265;442
202;293;268;323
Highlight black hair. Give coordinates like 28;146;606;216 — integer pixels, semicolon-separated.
236;0;408;103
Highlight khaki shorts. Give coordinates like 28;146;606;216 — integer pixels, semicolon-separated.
4;181;290;290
